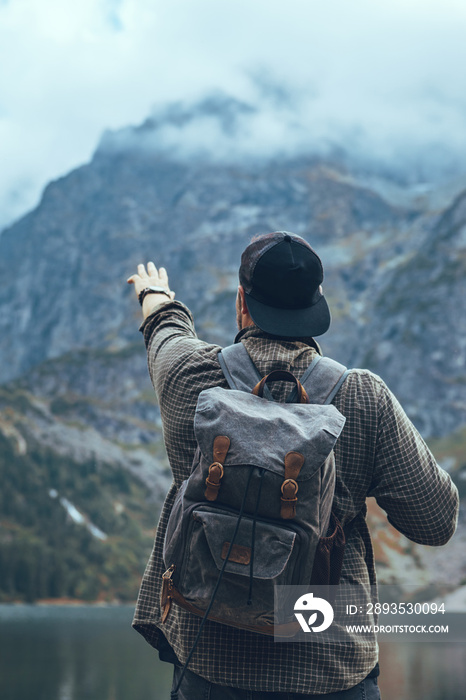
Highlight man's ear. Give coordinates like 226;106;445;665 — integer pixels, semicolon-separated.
238;285;248;314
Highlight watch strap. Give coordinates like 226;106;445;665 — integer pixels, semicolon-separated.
138;286;172;306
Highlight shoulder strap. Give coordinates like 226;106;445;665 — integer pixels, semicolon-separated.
305;357;350;405
287;356;350;405
219;344;350;404
217;343;274;399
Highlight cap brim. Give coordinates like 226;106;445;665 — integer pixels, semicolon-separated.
245;292;331;338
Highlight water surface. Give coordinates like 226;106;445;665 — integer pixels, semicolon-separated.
0;605;464;700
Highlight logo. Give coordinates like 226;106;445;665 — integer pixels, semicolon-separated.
294;592;334;633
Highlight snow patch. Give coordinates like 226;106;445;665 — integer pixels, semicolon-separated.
48;490;108;540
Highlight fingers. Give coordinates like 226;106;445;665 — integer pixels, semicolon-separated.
147;262;168;288
127;261;171;291
126;262;152;284
158;267;169;286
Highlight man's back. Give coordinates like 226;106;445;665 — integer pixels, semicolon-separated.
133;302;458;694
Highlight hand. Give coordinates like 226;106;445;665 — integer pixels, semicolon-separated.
127;262;175;316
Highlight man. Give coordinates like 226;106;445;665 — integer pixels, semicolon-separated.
128;231;459;700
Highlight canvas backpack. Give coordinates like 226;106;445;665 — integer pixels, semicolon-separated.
161;343;350;637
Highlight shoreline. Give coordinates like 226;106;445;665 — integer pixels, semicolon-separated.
0;598;136;607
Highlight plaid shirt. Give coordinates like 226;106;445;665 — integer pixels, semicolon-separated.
132;300;458;694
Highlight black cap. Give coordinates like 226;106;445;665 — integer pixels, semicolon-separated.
239;231;331;337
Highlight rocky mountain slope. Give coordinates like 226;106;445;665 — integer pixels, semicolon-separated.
0;101;465;601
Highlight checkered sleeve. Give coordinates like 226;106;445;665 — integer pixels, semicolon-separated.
368;380;459;546
139;300;226;488
141;300;198;353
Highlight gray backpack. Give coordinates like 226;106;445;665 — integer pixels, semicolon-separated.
162;344;349;637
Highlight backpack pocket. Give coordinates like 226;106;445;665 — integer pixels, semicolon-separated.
162;480;188;568
174;505;308;629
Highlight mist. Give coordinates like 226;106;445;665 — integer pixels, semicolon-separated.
99;85;466;186
1;0;466;229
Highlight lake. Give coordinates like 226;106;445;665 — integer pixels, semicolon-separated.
0;605;465;700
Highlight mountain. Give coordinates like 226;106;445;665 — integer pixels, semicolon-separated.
0;99;465;601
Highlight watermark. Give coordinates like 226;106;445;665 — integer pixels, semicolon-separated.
274;585;464;643
345;623;449;635
294;592;334;633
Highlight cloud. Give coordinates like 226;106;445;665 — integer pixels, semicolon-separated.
1;0;466;229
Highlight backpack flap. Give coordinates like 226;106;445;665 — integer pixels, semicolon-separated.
194;386;346;481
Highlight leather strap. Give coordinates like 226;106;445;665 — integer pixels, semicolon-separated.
204;462;224;502
280;451;305;519
161;565;175;623
204;436;230;501
252;370;309;404
212;435;230;463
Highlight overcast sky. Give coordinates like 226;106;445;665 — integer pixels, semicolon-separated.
1;0;466;229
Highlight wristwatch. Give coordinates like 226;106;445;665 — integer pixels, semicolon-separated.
138;286;172;306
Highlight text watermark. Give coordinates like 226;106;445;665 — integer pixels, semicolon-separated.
273;585;465;643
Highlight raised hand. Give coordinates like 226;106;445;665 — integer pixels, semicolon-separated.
127;262;175;317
